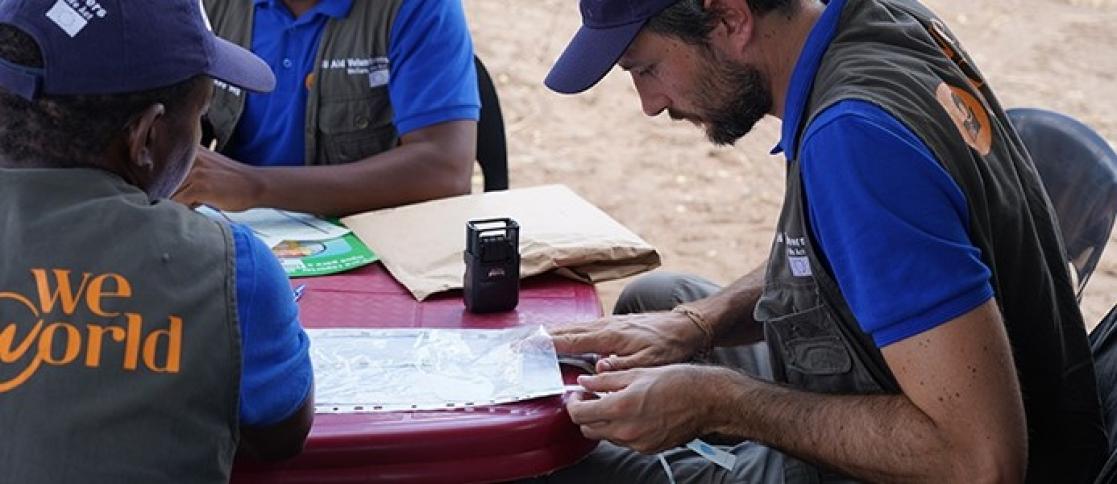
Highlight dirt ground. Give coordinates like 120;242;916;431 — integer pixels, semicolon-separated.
463;0;1117;327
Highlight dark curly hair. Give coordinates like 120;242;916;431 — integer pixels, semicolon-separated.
646;0;799;46
0;24;203;167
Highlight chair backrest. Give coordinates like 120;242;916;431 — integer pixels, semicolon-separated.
1007;108;1117;299
474;56;508;192
1090;303;1117;482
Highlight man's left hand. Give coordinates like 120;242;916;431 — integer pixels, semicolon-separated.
173;147;264;211
567;364;736;454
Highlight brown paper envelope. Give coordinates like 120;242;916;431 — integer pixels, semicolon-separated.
341;185;661;300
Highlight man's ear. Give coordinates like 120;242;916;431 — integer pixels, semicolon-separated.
704;0;756;54
125;103;166;172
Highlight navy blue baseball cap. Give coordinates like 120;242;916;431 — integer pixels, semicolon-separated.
0;0;275;100
545;0;680;94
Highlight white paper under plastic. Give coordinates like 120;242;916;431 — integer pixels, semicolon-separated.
309;326;565;413
196;206;350;249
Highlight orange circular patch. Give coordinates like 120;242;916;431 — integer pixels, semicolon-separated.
935;83;992;156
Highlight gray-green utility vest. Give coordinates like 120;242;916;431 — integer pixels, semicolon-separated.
203;0;404;165
0;168;242;483
756;0;1107;481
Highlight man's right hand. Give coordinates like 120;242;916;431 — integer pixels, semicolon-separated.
550;311;706;372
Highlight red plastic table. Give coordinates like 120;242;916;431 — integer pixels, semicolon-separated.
230;264;602;483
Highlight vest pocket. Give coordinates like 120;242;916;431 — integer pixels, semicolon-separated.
764;304;891;396
766;305;853;376
316;89;397;165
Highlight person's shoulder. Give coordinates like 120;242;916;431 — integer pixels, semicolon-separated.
228;222;258;250
804;99;930;155
392;0;468;25
808;100;903;134
230;223;280;276
230;223;296;307
398;0;456;9
134;200;231;251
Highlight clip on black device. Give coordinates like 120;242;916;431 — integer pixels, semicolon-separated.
463;218;521;313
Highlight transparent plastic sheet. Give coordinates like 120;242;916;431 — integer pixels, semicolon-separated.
308;326;565;413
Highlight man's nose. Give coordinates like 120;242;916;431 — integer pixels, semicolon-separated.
634;82;669;117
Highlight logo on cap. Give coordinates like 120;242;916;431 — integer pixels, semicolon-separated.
44;0;107;37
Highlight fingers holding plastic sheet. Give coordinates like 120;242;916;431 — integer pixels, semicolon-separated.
565;365;731;454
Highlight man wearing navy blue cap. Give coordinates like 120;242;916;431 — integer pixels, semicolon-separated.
546;0;1106;482
0;0;314;481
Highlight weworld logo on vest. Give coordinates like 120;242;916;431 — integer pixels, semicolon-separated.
0;269;183;393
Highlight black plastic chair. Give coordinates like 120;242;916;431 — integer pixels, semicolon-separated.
1091;303;1117;483
474;56;508;192
1008;108;1117;299
1016;109;1117;482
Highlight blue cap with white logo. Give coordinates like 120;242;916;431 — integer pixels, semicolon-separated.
0;0;275;100
545;0;680;94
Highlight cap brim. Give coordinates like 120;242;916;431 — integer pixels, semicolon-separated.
545;21;645;95
205;36;276;93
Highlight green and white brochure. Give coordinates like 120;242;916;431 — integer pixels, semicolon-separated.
197;207;378;277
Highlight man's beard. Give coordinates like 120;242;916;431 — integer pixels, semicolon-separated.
672;50;773;146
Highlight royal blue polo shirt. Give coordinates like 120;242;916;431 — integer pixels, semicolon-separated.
772;0;994;347
231;224;313;426
227;0;481;166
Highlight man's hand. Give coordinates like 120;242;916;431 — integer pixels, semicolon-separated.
173;147;264;211
706;299;1026;482
567;365;732;454
551;312;706;372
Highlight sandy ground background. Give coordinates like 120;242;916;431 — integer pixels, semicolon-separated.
462;0;1117;328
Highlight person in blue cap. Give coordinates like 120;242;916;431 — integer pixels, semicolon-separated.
544;0;1106;482
0;0;313;481
172;0;481;216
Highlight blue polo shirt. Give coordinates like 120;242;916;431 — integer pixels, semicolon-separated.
773;0;994;347
231;224;313;426
228;0;480;166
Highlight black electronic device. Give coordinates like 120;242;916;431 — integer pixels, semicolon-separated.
463;218;520;313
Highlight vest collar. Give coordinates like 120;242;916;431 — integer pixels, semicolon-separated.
771;0;847;160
